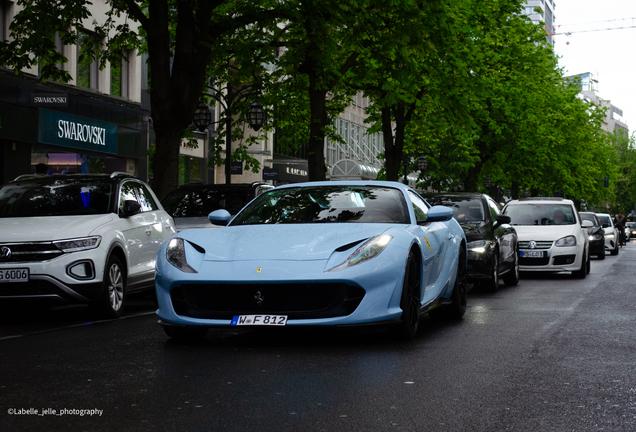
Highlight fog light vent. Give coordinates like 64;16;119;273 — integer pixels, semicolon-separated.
67;260;95;280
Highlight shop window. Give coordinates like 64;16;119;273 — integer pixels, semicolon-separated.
111;51;129;98
179;156;204;185
77;31;99;90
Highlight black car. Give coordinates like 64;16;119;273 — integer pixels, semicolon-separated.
579;212;605;259
422;192;519;291
160;182;274;232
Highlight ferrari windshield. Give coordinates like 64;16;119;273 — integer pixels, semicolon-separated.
230;186;411;225
0;178;114;217
504;203;576;226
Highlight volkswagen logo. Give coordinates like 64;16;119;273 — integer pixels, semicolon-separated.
254;291;264;306
0;246;11;260
529;241;537;249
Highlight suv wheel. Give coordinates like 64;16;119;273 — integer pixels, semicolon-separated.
92;255;126;318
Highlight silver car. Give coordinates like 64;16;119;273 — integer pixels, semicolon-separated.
595;213;619;256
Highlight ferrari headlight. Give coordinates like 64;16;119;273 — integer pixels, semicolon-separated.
605;233;615;239
54;236;101;252
327;234;393;272
555;235;577;247
166;238;197;273
467;240;489;254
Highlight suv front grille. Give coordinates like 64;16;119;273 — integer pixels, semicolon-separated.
0;242;63;263
519;241;553;249
171;283;366;320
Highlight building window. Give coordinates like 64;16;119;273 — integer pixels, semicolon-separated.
77;31;99;90
0;0;6;42
111;51;129;97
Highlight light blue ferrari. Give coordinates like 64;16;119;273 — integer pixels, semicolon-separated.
155;181;467;340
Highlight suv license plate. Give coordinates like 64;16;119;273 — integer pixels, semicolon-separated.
231;315;287;326
0;268;29;283
520;250;543;258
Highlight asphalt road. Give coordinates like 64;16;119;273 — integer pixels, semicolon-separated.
1;243;636;432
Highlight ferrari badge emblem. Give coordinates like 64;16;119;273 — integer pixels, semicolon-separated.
256;267;262;273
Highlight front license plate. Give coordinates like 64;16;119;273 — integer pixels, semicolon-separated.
0;268;29;283
231;315;288;326
520;250;543;258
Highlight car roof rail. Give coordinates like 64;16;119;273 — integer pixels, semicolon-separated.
518;197;564;201
14;174;40;181
110;171;135;179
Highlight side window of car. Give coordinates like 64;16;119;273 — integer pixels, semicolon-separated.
119;181;138;213
136;184;158;212
408;191;428;222
486;198;500;222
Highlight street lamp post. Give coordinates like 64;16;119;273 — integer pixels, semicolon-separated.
193;83;266;184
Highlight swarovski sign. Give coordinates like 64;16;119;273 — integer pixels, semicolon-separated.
57;120;107;146
38;109;118;154
31;93;69;107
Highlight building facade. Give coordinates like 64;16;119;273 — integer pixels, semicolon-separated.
0;0;155;185
523;0;556;45
569;72;629;136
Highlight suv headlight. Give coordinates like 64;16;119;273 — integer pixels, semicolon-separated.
467;240;489;253
53;236;101;252
327;234;393;272
555;235;577;247
166;238;197;273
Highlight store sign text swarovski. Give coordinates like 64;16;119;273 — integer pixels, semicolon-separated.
57;120;106;146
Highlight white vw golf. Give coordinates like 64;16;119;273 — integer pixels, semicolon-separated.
0;173;176;317
502;198;592;278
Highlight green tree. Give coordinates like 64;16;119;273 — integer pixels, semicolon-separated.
1;0;286;198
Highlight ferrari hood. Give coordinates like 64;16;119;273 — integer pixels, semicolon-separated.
180;224;392;261
0;215;114;242
512;225;579;241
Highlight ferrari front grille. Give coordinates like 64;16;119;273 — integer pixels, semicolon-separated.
170;282;366;320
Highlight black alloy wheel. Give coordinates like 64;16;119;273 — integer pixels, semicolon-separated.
484;249;499;292
430;245;467;320
396;251;421;339
503;246;520;286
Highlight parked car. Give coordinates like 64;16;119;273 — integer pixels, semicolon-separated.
0;173;176;317
422;192;519;291
625;221;636;241
156;181;468;340
595;213;619;256
579;212;605;259
160;182;274;232
502;198;592;278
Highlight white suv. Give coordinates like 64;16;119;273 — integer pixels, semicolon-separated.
502;198;592;278
595;213;619;256
0;173;176;317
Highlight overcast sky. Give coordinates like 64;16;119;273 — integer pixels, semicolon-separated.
553;0;636;133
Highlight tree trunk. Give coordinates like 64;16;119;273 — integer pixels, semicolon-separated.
307;75;328;181
382;103;406;182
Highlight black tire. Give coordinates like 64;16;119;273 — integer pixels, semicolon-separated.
503;247;520;286
598;252;605;260
611;240;619;256
572;250;587;279
429;245;467;320
163;326;208;340
91;255;126;318
395;251;421;339
586;251;591;274
484;249;499;292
